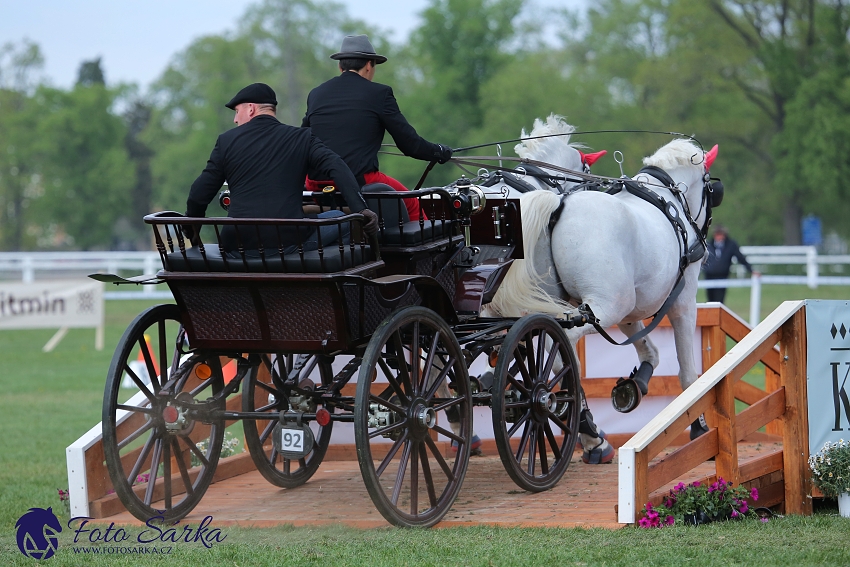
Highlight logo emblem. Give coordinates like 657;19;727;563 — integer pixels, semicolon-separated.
15;507;62;560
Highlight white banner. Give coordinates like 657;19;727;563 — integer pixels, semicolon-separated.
806;300;850;455
0;280;103;330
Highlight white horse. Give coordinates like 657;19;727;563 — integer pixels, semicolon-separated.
488;128;718;462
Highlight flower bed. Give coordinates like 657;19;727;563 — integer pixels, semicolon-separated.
640;478;759;527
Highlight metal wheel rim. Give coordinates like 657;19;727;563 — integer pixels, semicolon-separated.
354;306;471;527
102;304;225;522
492;314;580;491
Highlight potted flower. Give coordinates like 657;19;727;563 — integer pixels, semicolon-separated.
640;478;758;527
809;439;850;517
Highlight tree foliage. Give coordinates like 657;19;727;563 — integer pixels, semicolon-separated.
3;0;850;250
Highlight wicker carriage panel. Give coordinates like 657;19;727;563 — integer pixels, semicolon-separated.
344;283;420;340
259;286;339;342
179;285;262;341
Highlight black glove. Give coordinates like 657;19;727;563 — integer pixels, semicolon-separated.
436;143;453;164
360;208;379;237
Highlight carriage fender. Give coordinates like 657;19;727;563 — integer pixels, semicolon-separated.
454;258;515;316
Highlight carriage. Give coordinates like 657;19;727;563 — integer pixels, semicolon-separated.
94;177;588;528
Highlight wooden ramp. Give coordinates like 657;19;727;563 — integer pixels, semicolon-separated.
97;439;780;529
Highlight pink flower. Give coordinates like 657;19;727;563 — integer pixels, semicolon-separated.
674;482;686;492
639;517;651;528
731;510;739;518
693;481;701;488
751;487;759;501
760;517;769;523
665;515;675;526
740;502;749;514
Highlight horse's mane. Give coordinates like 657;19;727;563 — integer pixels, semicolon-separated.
642;139;704;171
514;114;583;167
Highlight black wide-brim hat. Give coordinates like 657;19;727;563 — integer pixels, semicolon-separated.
225;83;278;110
330;34;387;64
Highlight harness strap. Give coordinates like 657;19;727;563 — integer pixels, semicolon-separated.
588;276;687;346
481;171;538;194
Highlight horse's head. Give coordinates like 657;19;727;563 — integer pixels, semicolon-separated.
515;114;606;191
641;139;719;227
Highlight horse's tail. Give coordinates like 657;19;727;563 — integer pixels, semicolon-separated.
488;190;573;318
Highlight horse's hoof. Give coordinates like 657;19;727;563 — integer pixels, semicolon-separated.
611;377;642;413
582;442;615;464
452;435;483;456
576;429;606;451
690;416;709;441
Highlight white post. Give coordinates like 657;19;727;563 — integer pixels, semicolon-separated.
22;256;34;283
749;274;762;328
806;247;818;289
143;254;156;297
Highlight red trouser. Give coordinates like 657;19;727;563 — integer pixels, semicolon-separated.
305;172;426;221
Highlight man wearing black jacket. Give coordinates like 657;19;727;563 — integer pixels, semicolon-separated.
703;225;759;303
186;82;378;252
301;35;453;221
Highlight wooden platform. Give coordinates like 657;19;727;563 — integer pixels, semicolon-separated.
97;439;781;529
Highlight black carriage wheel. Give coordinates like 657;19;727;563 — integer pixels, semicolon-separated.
492;314;580;492
102;304;225;523
354;306;472;528
242;353;334;488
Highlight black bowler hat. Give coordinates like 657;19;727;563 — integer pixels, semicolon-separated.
225;83;278;110
330;35;387;64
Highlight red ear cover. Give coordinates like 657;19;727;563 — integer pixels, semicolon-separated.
579;149;607;167
704;144;718;171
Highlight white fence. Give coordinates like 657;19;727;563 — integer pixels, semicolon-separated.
2;247;850;319
0;251;171;299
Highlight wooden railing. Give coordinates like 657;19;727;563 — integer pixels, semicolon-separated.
617;300;812;523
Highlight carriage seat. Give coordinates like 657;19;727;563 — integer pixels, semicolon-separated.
362;183;455;248
163;244;374;274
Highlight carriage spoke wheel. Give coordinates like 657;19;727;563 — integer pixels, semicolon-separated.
492;314;580;492
354;306;472;528
243;353;334;488
102;304;225;523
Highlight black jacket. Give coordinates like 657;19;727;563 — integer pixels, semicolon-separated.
703;237;753;278
187;114;366;250
301;72;444;178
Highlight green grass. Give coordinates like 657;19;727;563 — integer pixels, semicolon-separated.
697;282;850;322
1;293;850;565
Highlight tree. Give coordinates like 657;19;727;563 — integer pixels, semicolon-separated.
0;41;45;250
34;81;135;250
707;0;850;243
77;57;105;86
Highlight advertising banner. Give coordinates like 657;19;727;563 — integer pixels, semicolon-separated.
806;299;850;455
0;279;103;330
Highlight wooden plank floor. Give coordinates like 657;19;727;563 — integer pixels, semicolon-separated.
98;440;782;529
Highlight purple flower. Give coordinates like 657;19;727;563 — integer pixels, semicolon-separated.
639;517;651;528
760;517;769;523
675;482;686;492
731;510;739;518
665;515;675;526
693;481;701;488
751;487;759;501
740;502;749;514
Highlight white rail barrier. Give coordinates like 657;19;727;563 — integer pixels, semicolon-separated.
2;249;849;311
